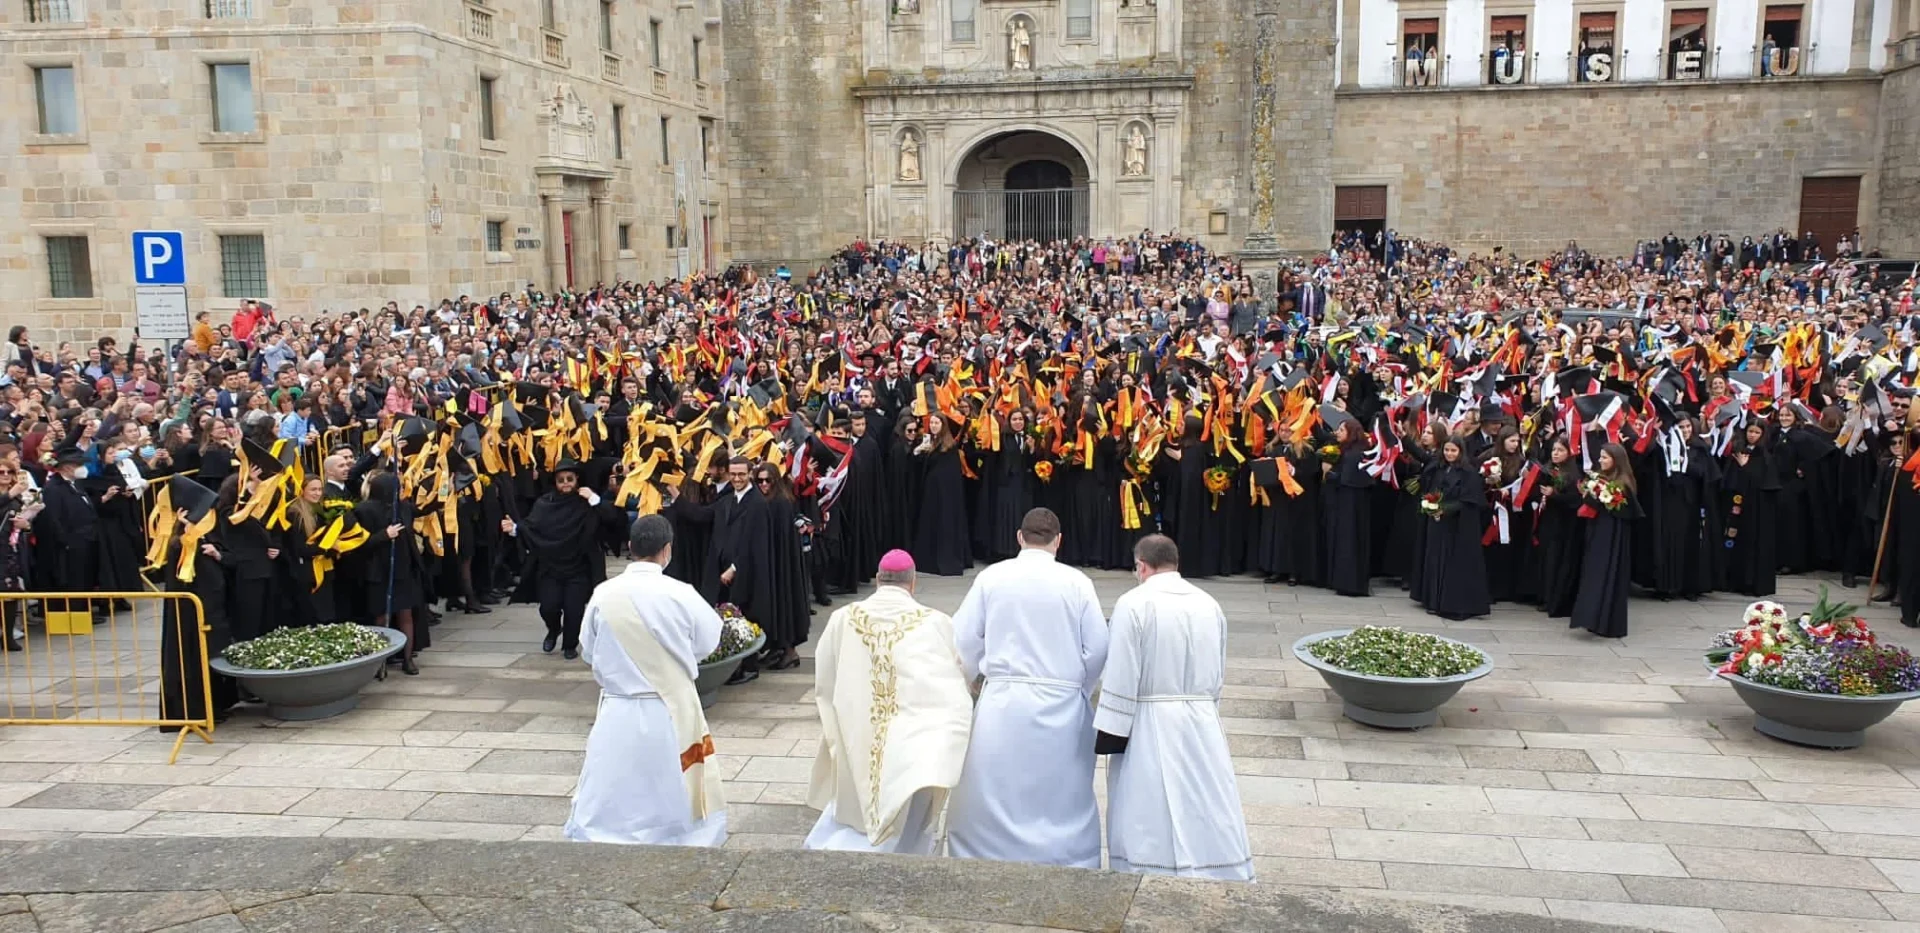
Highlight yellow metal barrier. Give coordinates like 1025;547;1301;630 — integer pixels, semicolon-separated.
0;592;216;764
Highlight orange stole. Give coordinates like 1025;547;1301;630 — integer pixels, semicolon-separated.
679;734;716;772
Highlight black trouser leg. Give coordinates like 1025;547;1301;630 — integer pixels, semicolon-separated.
560;577;590;651
537;576;565;638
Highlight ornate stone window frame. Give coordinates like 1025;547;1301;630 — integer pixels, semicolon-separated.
1395;4;1448;88
30;222;102;313
1663;1;1718;80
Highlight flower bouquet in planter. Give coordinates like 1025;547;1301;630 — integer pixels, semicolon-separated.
209;623;406;721
695;603;767;707
1705;587;1920;748
1291;625;1493;729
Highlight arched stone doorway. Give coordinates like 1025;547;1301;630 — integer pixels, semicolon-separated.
952;130;1090;244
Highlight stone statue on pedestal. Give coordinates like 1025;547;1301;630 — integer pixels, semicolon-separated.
1123;126;1148;177
898;131;922;182
1010;19;1033;70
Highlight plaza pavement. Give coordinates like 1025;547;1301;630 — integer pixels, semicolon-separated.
3;566;1920;933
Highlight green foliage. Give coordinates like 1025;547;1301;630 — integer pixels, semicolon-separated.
1307;626;1486;679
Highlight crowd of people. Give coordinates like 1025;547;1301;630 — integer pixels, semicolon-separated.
1;229;1918;726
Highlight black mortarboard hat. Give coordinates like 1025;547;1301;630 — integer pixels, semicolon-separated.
1250;457;1283;491
747;381;778;411
1650;393;1683;429
52;445;86;467
457;423;483;459
1427;391;1463;421
1857;324;1890;352
520;404;551;432
513;382;550;406
1319;403;1360;433
241;438;290;477
447;451;478;493
168;473;218;523
397;416;435;457
1570;391;1629;424
1726;371;1768;392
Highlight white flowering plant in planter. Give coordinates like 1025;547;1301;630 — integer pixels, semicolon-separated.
222;623;395;671
700;603;764;666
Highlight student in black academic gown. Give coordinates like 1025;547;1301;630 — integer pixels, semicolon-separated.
1571;443;1642;639
1718;422;1780;597
195;418;240;492
1398;422;1444;601
707;456;777;685
1529;435;1585;618
154;477;238;725
1772;404;1836;574
751;463;814;671
1887;431;1920;628
86;436;148;605
909;413;971;576
1323;417;1377;597
1649;417;1718;601
1418;437;1492;620
219;460;282;644
1480;429;1533;604
1255;423;1323;587
884;418;925;555
509;458;624;661
665;460;721;588
1162;415;1224;578
354;471;424;674
0;466;38;653
837;408;890;579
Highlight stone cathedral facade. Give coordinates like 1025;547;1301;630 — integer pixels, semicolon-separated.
4;0;1920;339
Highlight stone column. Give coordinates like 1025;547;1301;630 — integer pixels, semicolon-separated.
1152;114;1176;232
593;185;616;286
542;191;568;293
926;123;949;247
1241;0;1283;307
1095;117;1120;238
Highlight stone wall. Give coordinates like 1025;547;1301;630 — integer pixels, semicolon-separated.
1176;0;1249;254
1331;77;1883;257
1878;63;1920;256
720;0;868;270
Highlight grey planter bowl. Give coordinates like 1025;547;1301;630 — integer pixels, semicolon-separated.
1292;630;1493;729
209;627;407;721
695;632;766;709
1710;662;1920;749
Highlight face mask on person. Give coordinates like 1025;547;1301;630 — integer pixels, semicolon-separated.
67;465;88;480
113;449;133;463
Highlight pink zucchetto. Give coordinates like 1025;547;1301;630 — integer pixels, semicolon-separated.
877;549;916;574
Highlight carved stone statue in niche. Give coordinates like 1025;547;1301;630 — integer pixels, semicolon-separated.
1123;125;1148;177
1009;18;1033;70
898;130;922;182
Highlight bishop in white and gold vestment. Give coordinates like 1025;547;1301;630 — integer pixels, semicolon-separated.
806;549;973;854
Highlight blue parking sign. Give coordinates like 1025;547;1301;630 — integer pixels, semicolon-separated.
131;231;186;285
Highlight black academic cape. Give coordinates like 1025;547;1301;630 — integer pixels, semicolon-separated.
910;445;971;577
1571;486;1642;638
158;533;239;723
32;473;96;593
1255;447;1324;585
884;438;924;555
703;486;779;629
1418;462;1492;620
760;492;814;650
1771;426;1828;573
1162;443;1225;579
1893;462;1920;628
512;490;622;590
666;484;717;588
1650;441;1718;600
1717;449;1779;597
353;497;426;621
1323;446;1376;597
1529;467;1585;618
88;479;146;594
837;432;889;581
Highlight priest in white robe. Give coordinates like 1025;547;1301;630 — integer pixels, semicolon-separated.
1096;534;1253;881
805;549;973;854
946;507;1109;868
565;514;728;847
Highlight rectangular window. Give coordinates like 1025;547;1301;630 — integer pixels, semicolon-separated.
26;0;78;24
219;234;268;298
485;221;504;253
650;19;663;68
692;37;703;80
1401;18;1440;85
1487;15;1527;83
1066;0;1092;38
660;116;671;165
1762;4;1805;74
479;76;497;141
665;225;677;248
618;224;631;251
599;0;614;50
952;0;976;42
612;104;624;159
700;120;713;173
205;0;254;18
210;62;255;133
1667;8;1710;79
44;236;92;299
541;0;555;30
1577;11;1618;82
33;66;78;136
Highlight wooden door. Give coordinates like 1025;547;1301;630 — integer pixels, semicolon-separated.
1797;176;1859;259
1334;185;1388;223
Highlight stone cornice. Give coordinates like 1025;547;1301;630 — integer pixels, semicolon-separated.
853;73;1194;98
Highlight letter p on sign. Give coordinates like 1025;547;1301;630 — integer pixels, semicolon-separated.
131;231;186;286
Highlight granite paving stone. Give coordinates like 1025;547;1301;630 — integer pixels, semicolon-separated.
237;894;453;933
26;891;229;933
3;569;1918;929
418;895;657;932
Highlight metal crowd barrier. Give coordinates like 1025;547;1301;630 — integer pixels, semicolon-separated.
0;592;216;764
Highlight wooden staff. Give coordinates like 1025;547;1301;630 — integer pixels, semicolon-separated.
1869;467;1898;602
